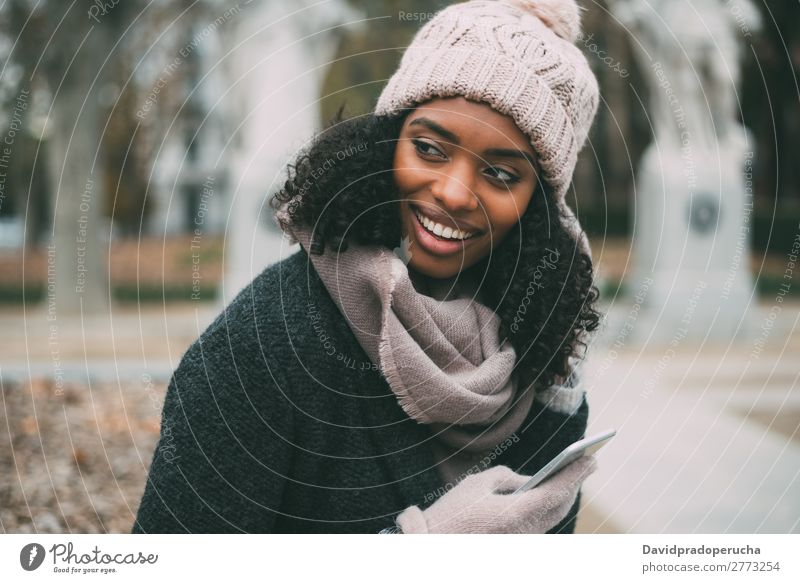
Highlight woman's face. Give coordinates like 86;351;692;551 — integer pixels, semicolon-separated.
394;96;539;280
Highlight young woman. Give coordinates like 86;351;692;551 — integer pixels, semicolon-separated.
133;0;602;534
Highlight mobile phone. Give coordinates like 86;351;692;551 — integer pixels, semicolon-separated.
511;428;616;494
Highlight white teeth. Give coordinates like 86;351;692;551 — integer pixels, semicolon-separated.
414;209;476;240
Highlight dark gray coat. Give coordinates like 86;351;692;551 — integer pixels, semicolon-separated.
132;247;589;533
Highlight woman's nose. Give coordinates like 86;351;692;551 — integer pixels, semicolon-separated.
430;161;478;211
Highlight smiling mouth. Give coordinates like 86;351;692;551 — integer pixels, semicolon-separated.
410;204;482;241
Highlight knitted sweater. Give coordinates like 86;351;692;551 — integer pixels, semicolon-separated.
131;247;590;534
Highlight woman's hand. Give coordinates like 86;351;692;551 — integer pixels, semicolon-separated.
395;455;597;534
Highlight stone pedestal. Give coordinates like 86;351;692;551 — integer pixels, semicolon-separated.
627;141;759;345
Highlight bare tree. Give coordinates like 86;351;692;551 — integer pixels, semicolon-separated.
1;0;209;313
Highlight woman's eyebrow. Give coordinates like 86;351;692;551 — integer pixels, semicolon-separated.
483;148;536;168
408;117;460;143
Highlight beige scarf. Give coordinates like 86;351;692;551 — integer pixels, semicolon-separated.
279;216;535;486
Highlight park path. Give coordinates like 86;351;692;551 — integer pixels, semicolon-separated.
576;300;800;533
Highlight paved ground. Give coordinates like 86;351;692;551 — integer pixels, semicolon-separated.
1;296;798;534
575;299;800;534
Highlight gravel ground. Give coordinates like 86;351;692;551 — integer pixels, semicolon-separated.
0;377;165;533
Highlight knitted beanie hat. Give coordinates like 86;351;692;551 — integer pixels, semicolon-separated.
375;0;598;258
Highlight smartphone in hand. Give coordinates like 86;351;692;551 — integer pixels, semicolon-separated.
511;428;616;494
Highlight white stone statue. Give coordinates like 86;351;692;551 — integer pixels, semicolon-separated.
218;0;361;299
608;0;762;344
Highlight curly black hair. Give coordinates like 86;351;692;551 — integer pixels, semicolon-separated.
269;109;602;390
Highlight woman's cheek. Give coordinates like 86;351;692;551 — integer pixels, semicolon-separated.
393;167;414;194
393;147;428;193
477;204;517;247
493;198;528;232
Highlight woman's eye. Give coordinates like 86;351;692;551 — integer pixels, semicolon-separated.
412;139;446;159
484;166;520;185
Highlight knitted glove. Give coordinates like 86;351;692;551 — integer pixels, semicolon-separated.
396;455;597;534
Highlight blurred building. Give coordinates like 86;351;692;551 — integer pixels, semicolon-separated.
148;19;231;237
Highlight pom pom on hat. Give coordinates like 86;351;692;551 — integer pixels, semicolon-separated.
503;0;582;42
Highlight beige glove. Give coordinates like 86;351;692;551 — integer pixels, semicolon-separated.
396;455;597;534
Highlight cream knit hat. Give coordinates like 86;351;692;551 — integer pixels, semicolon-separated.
375;0;598;258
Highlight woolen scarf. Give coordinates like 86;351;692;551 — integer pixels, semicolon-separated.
278;215;536;486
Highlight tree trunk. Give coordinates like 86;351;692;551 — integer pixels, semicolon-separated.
48;17;109;315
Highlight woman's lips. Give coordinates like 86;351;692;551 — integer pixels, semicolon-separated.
410;205;482;257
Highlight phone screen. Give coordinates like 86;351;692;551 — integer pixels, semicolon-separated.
512;428;616;494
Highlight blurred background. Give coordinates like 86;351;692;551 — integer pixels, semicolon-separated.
0;0;797;533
